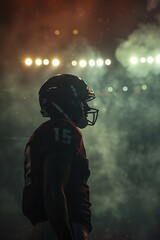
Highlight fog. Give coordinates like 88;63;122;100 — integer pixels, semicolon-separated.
1;0;160;240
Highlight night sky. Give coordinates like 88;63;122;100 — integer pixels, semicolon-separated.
1;0;160;240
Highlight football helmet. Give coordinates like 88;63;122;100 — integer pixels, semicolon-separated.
39;74;99;128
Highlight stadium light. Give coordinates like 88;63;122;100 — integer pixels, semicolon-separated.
52;58;60;67
88;59;95;67
108;87;113;92
79;59;87;68
71;60;78;66
155;55;160;64
96;58;104;67
142;84;147;90
130;56;138;65
35;58;42;66
72;29;79;35
54;30;61;35
43;59;49;65
25;58;32;66
147;56;154;64
122;86;128;92
140;57;146;63
23;56;113;68
105;59;111;66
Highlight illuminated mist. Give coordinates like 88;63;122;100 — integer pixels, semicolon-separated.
1;1;160;240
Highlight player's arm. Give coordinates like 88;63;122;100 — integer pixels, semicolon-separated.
43;152;75;240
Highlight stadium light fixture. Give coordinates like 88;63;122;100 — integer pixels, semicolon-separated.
96;58;104;67
71;60;78;66
105;59;111;66
54;30;61;35
147;56;154;64
52;58;60;67
142;84;147;90
72;29;79;35
25;58;32;66
130;56;138;65
43;59;49;65
122;86;128;92
155;55;160;64
79;59;87;67
88;59;95;67
35;58;42;66
140;57;146;63
108;87;113;92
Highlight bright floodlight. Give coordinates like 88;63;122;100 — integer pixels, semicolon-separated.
142;84;147;90
43;59;49;65
108;87;113;92
105;59;111;66
35;58;42;66
52;58;60;67
72;29;79;35
54;30;61;35
79;59;87;68
130;56;138;65
122;86;128;92
140;57;146;63
25;58;32;66
147;56;153;64
71;60;78;66
96;58;104;67
89;59;95;67
155;55;160;64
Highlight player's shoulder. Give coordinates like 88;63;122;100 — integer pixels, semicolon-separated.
26;119;82;146
26;120;51;144
51;119;82;140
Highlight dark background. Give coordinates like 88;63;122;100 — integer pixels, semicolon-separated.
1;0;160;239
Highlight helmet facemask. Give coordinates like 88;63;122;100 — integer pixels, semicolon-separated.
74;101;98;129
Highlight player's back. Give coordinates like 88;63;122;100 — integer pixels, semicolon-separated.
22;118;92;231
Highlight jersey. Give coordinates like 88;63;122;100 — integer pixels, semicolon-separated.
22;119;92;231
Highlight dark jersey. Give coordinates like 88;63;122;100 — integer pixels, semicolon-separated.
22;119;92;231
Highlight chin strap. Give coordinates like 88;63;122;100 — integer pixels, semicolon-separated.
51;101;73;123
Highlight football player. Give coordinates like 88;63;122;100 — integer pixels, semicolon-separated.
22;74;99;240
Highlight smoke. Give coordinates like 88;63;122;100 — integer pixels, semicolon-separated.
83;1;160;234
115;0;160;79
115;22;160;78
